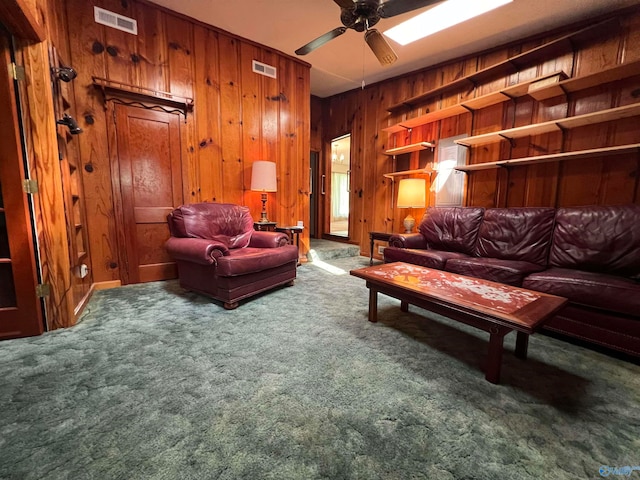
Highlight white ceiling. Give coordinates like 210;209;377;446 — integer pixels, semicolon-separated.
147;0;640;98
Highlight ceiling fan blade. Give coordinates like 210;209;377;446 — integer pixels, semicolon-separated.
365;29;398;66
378;0;443;18
295;27;348;55
333;0;355;9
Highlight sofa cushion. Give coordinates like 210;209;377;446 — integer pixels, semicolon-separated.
216;245;298;277
418;207;484;255
171;203;254;249
445;257;546;286
549;205;640;278
384;247;470;270
475;207;555;265
523;268;640;318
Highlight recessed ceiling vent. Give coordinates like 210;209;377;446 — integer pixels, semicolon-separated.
94;7;138;35
252;60;277;79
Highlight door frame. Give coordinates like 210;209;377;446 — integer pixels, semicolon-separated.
107;101;185;285
0;32;43;338
323;132;353;242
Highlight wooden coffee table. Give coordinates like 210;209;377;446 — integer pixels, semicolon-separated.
350;262;567;384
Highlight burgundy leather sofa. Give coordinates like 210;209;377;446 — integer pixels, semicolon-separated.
165;202;298;309
384;205;640;358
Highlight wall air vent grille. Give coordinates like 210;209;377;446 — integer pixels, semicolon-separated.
94;7;138;35
252;60;277;79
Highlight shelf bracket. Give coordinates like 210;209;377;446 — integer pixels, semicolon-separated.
498;134;516;148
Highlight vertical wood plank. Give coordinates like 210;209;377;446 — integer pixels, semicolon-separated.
218;34;244;206
193;25;223;203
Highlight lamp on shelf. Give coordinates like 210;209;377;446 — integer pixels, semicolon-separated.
250;160;277;223
397;178;426;233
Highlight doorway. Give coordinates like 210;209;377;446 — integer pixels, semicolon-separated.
112;104;183;284
329;134;351;238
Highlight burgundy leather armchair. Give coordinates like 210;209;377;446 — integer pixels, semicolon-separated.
165;202;298;309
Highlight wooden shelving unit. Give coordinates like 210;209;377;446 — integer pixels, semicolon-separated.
455;143;640;172
384;59;640;134
383;71;567;134
384;141;435;156
454;102;640;147
387;17;618;113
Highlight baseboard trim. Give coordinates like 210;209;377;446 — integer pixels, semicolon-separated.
93;280;122;290
74;283;95;319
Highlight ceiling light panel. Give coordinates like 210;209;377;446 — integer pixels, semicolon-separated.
384;0;513;46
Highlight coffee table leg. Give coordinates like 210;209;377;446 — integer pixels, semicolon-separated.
486;329;507;384
515;331;529;359
400;301;409;312
368;288;378;323
369;235;374;265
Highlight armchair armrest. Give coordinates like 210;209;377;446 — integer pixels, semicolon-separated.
165;237;229;265
389;233;428;249
249;231;290;248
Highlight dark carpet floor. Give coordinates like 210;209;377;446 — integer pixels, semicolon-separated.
0;255;638;479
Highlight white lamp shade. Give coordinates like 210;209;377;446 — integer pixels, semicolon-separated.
397;178;426;208
250;161;277;192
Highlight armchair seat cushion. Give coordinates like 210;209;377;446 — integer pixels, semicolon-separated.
384;246;470;270
445;257;546;287
217;245;299;277
523;268;640;317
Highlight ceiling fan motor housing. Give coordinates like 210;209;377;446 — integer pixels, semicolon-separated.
340;0;381;31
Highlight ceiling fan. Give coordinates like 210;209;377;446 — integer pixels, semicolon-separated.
295;0;443;66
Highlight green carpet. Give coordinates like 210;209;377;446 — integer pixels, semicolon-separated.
0;256;638;480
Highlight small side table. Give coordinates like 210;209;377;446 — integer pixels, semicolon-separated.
275;226;303;248
369;231;394;265
254;221;277;232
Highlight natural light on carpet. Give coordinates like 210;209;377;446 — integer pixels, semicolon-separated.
384;0;513;46
307;254;347;275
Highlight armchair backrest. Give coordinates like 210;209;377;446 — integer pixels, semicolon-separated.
167;202;254;249
419;207;484;255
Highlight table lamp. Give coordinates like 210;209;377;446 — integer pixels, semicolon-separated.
397;178;426;233
251;160;277;223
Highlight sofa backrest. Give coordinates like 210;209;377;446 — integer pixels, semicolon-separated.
418;207;484;255
475;207;555;264
549;205;640;278
167;202;254;249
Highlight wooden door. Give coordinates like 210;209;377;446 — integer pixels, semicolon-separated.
0;34;43;338
114;104;183;284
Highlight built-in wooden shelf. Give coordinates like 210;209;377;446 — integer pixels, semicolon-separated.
528;60;640;101
387;18;618;112
455;103;640;147
455;143;640;172
0;258;11;264
383;167;436;179
384;142;435;156
383;71;566;134
384;59;640;134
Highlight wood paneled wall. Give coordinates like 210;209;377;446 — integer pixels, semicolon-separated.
317;7;640;260
60;0;311;284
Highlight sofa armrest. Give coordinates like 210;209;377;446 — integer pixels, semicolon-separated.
165;237;229;265
389;233;428;249
249;231;290;248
